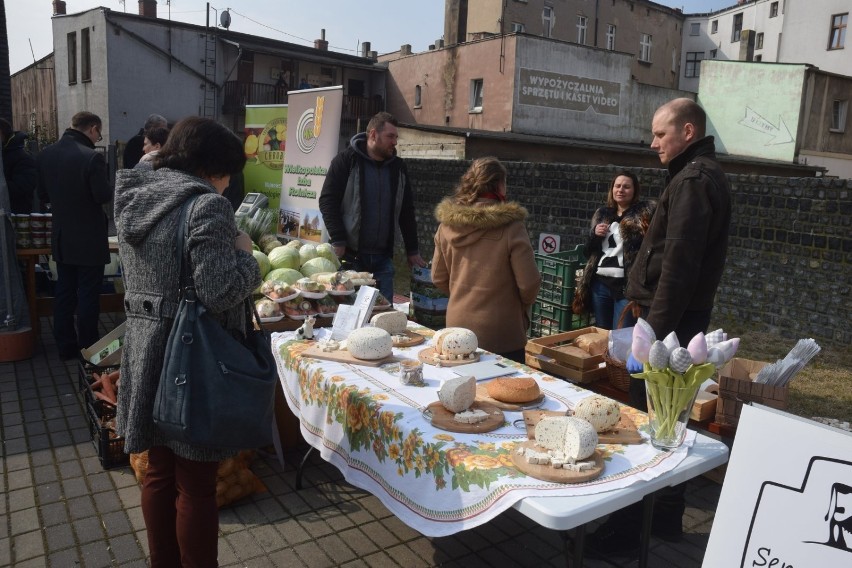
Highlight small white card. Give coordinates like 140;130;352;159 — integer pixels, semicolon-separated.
330;305;361;341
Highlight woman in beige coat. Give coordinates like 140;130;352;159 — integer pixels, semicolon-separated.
432;157;541;362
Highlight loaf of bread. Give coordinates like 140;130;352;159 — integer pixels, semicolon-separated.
438;375;476;413
575;332;609;356
485;377;541;403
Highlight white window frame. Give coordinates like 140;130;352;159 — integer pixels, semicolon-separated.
770;2;779;18
690;23;700;36
685;52;704;78
711;20;718;34
732;13;743;42
831;99;848;132
470;79;484;112
511;22;525;33
606;24;616;50
67;32;77;85
542;5;555;38
639;33;652;62
577;15;588;45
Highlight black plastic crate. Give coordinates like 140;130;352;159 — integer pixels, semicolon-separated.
529;300;593;337
77;361;120;406
86;400;128;469
535;245;585;306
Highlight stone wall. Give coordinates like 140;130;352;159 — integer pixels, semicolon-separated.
406;159;851;346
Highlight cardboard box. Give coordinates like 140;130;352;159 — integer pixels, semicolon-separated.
80;322;126;367
691;389;719;422
525;327;609;383
715;357;787;427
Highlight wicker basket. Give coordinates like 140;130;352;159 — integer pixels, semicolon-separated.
604;349;632;392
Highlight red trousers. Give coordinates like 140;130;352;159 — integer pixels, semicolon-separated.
142;446;220;568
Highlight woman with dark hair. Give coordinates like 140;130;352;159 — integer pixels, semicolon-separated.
133;125;170;170
573;171;655;329
431;157;541;363
114;117;259;567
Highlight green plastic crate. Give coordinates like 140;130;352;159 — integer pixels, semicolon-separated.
529;300;593;337
534;244;585;306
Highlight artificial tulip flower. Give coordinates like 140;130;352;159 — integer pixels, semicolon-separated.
686;332;708;364
662;331;680;352
648;340;670;371
632;336;652;363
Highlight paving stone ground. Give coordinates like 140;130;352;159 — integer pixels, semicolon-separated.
0;313;724;567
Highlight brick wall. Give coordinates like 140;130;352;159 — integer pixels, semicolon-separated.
406;159;851;346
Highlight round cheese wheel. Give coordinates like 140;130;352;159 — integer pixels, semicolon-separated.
433;327;478;358
573;395;621;433
486;377;541;403
347;327;393;360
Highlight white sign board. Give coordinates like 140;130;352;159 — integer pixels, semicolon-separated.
704;404;852;567
538;233;561;255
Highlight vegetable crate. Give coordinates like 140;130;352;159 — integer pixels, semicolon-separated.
715;357;787;429
534;245;585;306
86;399;129;470
77;361;120;404
529;300;592;337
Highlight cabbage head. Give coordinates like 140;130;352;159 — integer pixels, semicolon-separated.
268;246;301;271
300;257;338;277
252;250;271;278
264;268;304;285
298;243;318;267
285;239;303;249
315;242;341;269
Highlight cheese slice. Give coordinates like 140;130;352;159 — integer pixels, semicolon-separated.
438;375;476;413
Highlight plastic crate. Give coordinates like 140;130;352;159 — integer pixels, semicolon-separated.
77;361;120;404
535;245;585;306
86;400;128;469
529;300;593;337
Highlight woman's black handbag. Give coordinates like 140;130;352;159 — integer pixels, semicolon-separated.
153;196;276;449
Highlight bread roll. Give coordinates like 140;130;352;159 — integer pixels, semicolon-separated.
575;332;609;356
486;377;541;403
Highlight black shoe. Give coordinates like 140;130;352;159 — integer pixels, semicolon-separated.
584;519;640;559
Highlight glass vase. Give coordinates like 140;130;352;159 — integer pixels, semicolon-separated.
645;383;700;450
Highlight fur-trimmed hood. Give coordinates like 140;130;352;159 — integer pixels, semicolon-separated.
434;198;528;248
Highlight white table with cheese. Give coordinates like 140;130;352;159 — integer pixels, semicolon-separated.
272;323;729;561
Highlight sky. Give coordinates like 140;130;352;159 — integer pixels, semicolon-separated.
7;0;738;75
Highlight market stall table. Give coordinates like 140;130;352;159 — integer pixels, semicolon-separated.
273;324;729;565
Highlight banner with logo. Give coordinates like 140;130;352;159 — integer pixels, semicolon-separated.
278;86;343;242
243;105;288;214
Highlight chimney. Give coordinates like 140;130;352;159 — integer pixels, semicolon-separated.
368;50;378;60
361;41;371;58
53;0;66;15
435;39;444;49
314;29;329;51
400;44;412;56
139;0;157;18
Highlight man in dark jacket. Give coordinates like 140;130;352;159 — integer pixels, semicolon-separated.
37;111;113;360
587;98;732;559
122;113;167;169
0;118;38;214
319;112;426;300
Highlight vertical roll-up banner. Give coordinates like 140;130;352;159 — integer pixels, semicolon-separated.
243;105;288;217
278;86;343;243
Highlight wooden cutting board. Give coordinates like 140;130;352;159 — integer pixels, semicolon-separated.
425;401;505;433
522;410;644;445
418;347;481;367
391;330;426;347
475;384;546;411
511;441;604;483
300;344;398;367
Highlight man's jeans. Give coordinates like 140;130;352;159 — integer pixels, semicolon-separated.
346;253;395;301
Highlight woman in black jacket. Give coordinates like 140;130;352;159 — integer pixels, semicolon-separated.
573;171;655;329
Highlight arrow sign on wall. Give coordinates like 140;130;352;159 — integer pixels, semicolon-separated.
738;107;794;145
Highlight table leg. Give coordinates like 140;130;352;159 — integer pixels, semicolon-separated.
639;492;656;568
23;255;38;334
295;446;314;490
572;523;586;567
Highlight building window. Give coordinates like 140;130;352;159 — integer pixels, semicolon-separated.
831;100;848;132
606;24;616;50
711;20;718;34
414;85;421;108
710;49;718;58
511;22;525;33
732;13;743;42
754;54;762;61
770;2;779;17
756;32;764;49
690;23;700;36
577;15;588;45
470;79;483;112
67;32;77;85
828;13;847;50
542;5;555;38
81;28;91;82
685;52;704;77
639;33;652;62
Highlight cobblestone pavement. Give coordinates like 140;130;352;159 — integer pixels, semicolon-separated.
1;314;723;567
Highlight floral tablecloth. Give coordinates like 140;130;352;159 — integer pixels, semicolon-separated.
273;326;696;537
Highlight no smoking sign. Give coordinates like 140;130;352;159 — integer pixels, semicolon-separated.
538;233;560;255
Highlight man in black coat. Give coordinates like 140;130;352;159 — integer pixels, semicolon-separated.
37;111;113;359
0;118;38;214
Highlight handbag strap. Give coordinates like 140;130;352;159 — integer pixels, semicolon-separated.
173;194;266;334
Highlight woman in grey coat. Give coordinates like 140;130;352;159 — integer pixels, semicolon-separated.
114;117;259;567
